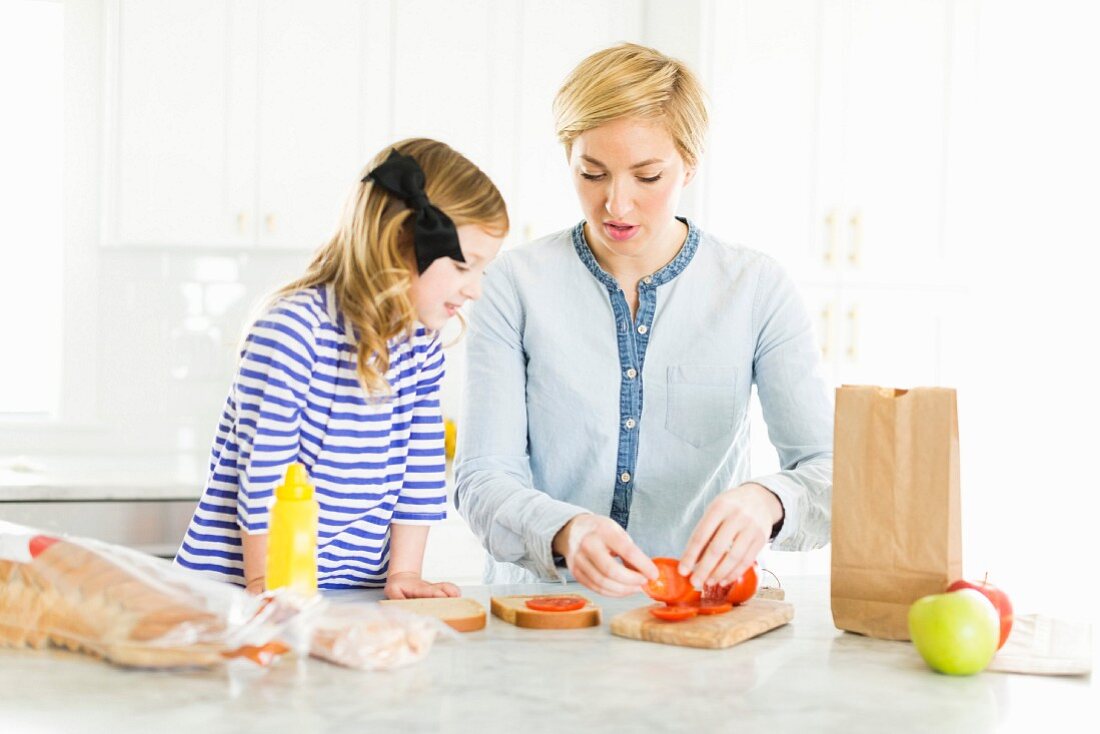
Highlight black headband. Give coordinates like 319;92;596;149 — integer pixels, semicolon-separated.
362;149;465;274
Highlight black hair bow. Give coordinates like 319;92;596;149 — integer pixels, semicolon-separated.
363;149;464;274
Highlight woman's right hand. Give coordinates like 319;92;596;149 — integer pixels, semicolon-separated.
552;514;658;596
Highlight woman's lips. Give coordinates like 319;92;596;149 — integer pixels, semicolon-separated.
603;221;639;242
444;303;458;317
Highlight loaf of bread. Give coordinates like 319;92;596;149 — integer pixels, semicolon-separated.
0;533;229;668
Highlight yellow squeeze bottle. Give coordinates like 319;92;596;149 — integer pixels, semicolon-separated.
265;463;319;594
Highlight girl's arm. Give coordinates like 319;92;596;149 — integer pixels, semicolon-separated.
241;530;268;595
384;524;460;599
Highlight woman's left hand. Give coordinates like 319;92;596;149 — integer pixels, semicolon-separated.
678;483;783;588
384;571;461;600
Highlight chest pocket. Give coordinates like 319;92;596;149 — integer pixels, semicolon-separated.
665;364;737;448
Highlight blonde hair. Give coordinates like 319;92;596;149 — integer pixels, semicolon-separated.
273;138;508;395
553;43;708;168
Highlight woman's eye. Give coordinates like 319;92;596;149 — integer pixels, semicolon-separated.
638;174;663;183
580;172;605;181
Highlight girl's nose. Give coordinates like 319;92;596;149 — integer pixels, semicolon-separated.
461;278;483;302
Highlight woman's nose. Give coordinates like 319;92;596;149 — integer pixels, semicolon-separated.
605;181;634;219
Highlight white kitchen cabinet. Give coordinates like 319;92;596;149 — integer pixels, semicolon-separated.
703;0;825;283
107;0;369;250
256;0;366;250
507;0;644;243
109;0;253;247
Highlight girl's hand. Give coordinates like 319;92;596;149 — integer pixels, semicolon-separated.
678;483;783;588
551;514;658;597
384;571;461;600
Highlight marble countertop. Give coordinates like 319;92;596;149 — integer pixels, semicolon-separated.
0;455;204;501
0;576;1094;733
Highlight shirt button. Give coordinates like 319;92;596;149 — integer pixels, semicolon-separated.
620;471;631;483
625;368;637;379
637;324;648;335
624;418;636;429
643;276;653;285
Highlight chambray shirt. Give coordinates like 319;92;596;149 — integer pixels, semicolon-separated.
454;219;833;584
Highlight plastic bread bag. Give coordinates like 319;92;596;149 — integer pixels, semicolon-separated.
0;520;323;669
308;601;455;671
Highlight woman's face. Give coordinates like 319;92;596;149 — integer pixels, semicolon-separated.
569;117;695;265
409;224;503;331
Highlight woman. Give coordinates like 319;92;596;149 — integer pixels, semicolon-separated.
454;44;832;595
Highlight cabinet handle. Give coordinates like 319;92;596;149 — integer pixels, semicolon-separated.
820;303;834;360
237;211;248;235
848;210;862;266
846;306;859;361
824;208;840;265
265;213;276;234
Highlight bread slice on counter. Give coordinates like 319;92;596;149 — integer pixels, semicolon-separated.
379;597;487;633
490;595;601;629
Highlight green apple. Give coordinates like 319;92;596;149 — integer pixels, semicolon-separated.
908;589;1000;675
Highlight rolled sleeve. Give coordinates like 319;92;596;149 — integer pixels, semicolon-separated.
748;260;834;550
454;256;588;581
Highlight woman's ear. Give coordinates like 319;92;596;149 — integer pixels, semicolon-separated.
683;166;697;186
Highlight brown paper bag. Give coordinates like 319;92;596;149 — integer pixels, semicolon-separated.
830;386;962;640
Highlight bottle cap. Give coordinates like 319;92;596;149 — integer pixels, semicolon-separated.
275;463;314;501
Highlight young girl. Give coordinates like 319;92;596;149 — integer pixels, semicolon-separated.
176;139;508;598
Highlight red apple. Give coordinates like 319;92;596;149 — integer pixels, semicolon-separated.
946;575;1013;649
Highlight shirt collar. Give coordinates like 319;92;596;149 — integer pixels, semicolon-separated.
570;217;700;290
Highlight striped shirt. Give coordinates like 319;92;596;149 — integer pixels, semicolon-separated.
174;283;447;589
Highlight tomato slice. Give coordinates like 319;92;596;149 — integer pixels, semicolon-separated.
726;564;759;605
28;535;59;558
644;557;695;604
524;595;587;612
648;604;699;622
697;601;733;615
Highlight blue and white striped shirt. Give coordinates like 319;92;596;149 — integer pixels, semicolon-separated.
175;283;447;589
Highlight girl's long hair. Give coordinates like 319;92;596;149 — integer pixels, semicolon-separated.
272;138;508;394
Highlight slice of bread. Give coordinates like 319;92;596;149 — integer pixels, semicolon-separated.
378;597;487;633
490;595;601;629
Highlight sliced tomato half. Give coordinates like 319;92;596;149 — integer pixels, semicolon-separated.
726;564;759;606
525;595;587;612
648;604;698;622
644;557;695;604
668;588;702;607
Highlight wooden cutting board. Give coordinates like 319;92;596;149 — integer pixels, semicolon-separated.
610;597;794;649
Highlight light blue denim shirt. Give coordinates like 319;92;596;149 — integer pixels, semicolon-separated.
455;219;833;584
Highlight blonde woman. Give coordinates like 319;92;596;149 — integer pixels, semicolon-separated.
456;44;832;595
176;139;507;597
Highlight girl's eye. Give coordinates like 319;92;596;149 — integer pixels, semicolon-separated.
580;172;605;181
638;174;663;183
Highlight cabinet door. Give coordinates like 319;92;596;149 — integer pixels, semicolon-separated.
834;0;954;286
256;0;366;250
704;0;826;282
509;0;643;243
111;0;251;246
834;286;965;388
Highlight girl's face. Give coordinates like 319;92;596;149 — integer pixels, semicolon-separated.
409;224;503;330
569;116;695;267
